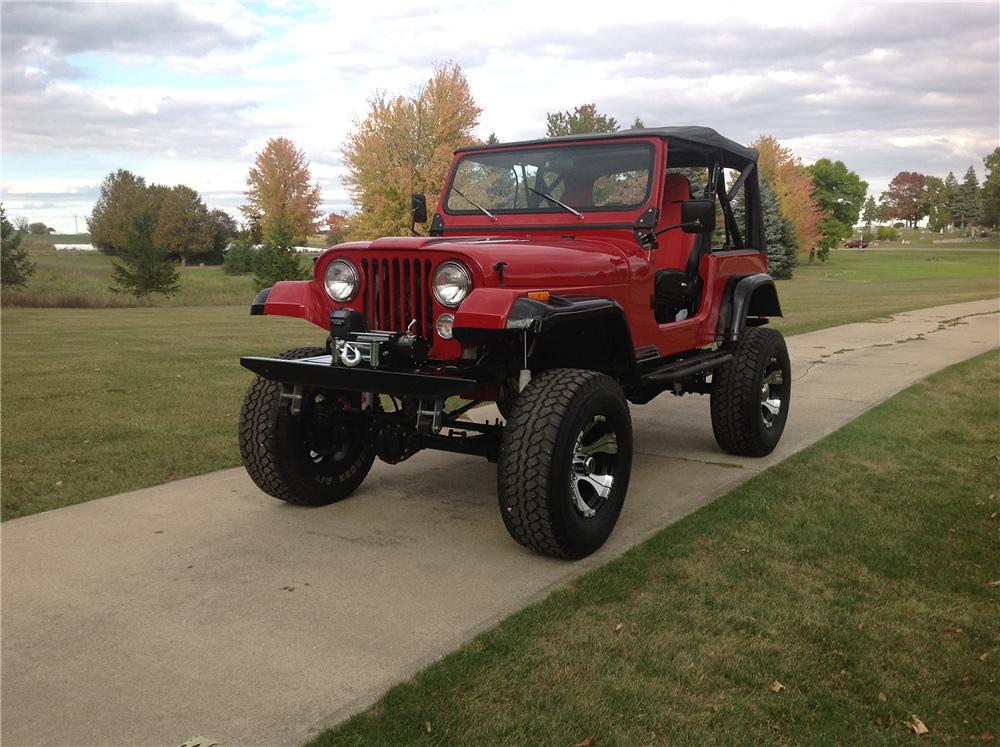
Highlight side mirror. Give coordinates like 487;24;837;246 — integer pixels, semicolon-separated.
411;193;428;225
681;198;715;234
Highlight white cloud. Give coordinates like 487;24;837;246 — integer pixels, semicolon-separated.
2;0;998;229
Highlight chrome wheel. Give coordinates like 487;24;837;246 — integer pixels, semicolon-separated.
569;415;619;518
760;358;784;429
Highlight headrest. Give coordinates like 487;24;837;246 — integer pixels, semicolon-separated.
663;173;692;204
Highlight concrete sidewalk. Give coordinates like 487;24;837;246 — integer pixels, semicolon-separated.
2;298;998;747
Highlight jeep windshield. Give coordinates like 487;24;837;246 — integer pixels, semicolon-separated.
444;142;654;216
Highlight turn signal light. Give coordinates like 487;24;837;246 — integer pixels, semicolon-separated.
526;291;550;302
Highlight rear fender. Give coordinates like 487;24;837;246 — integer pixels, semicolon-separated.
717;273;783;344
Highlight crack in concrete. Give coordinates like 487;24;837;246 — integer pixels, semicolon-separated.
793;306;998;384
634;449;748;470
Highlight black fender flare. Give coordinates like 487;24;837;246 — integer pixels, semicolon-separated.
717;273;783;344
455;295;635;374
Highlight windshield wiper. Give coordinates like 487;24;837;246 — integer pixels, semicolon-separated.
450;187;497;222
526;186;584;220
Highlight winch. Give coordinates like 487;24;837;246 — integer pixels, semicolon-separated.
329;309;429;369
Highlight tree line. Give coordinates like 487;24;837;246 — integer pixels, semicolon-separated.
54;61;997;297
874;153;999;232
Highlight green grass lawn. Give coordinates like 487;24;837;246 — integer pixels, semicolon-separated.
306;351;1000;746
0;249;297;308
0;307;312;519
1;246;997;519
774;247;998;336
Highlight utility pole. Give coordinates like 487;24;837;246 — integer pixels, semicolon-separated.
74;215;79;234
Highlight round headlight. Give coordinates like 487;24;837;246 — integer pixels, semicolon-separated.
432;262;471;307
324;259;358;301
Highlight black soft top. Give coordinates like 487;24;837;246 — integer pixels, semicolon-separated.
456;126;757;170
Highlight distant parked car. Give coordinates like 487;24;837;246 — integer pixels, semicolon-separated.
844;239;869;248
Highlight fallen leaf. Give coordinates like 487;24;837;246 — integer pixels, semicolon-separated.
573;738;597;747
986;580;1000;588
981;732;994;742
770;680;785;693
614;623;624;633
739;547;751;555
424;721;432;734
980;652;989;662
879;692;888;702
905;715;929;735
55;480;64;487
946;626;962;634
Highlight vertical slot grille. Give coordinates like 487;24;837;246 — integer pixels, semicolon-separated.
360;256;434;335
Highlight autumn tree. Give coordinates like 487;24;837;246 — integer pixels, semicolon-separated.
546;103;619;137
343;62;482;239
325;211;348;244
150;185;214;266
808;158;868;259
982;147;1000;229
751;135;824;255
88;169;151;255
1;206;35;289
242;137;322;244
879;171;927;229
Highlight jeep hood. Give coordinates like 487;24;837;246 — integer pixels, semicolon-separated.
334;235;630;288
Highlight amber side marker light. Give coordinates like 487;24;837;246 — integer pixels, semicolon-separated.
526;291;550;302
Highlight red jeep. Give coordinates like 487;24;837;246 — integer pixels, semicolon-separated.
240;127;790;559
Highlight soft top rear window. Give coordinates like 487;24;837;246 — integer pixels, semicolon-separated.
444;142;654;216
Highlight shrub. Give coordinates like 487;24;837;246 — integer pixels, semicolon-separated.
876;226;900;242
223;232;258;275
253;213;307;290
1;207;35;289
110;211;180;298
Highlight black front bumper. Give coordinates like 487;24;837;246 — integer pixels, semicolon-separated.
240;355;481;398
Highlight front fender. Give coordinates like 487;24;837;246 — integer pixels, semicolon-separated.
452;288;525;330
251;280;330;330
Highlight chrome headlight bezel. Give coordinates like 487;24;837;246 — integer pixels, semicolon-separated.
324;259;358;302
432;261;472;307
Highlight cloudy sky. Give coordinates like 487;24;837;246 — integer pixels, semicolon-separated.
2;0;998;232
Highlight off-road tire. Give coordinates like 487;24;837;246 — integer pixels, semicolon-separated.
498;368;633;559
711;327;791;457
239;346;377;506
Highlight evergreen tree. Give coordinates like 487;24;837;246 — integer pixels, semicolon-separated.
861;196;878;230
110;209;180;298
253;211;307;290
759;179;798;279
732;178;797;278
223;230;258;275
486;132;500;145
631;117;646;129
1;206;35;289
952;165;982;228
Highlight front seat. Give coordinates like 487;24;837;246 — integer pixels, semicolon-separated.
653;173;709;323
